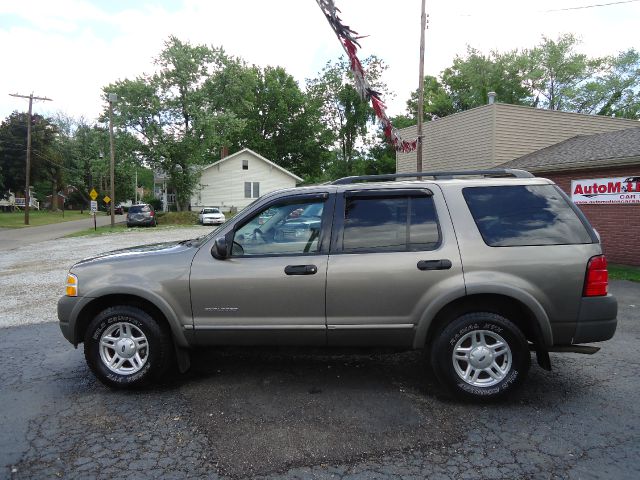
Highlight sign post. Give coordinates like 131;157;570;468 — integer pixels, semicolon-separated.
89;189;99;231
90;200;98;231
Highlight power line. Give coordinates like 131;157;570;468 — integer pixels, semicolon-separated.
459;0;640;16
546;0;640;12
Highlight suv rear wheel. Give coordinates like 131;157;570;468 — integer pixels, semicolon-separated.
431;312;530;400
84;306;173;388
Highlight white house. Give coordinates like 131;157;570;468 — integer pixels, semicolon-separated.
190;148;303;212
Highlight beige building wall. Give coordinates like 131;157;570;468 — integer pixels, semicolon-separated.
397;103;639;173
191;150;301;211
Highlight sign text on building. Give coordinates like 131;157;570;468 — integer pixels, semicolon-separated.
571;176;640;205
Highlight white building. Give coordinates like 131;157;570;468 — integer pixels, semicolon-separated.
190;148;303;212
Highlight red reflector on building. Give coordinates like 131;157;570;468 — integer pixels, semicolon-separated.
584;255;608;297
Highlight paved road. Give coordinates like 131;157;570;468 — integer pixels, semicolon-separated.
2;281;639;479
0;214;125;252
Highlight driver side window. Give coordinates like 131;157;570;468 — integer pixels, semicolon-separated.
232;199;325;256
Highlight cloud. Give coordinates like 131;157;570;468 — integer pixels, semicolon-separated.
1;0;638;123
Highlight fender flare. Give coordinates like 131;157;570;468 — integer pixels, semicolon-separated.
75;286;190;348
413;284;553;349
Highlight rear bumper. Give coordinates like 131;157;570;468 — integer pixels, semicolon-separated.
573;294;618;344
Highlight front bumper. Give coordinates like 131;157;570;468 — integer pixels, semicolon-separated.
573;294;618;344
202;218;225;225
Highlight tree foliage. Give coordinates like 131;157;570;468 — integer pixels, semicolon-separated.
407;34;640;121
307;56;388;177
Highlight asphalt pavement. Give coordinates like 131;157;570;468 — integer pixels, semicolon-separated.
1;281;639;479
0;214;125;252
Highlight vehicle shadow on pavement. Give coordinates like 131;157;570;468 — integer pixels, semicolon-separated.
150;347;585;478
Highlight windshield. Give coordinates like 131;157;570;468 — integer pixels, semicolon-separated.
202;208;220;214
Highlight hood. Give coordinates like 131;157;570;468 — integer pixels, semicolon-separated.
73;240;196;267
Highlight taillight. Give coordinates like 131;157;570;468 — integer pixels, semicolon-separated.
149;210;155;217
583;255;608;297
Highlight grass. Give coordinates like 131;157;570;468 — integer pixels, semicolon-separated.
608;264;640;283
0;210;101;228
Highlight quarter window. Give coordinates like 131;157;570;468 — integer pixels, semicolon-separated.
342;195;440;252
463;185;593;246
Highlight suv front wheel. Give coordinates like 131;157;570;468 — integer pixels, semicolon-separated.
431;312;530;401
84;306;173;388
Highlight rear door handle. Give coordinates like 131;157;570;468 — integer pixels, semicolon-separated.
285;264;318;275
417;259;452;271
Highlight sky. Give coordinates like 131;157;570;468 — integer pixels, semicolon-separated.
1;0;639;124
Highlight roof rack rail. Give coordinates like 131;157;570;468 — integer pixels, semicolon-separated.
331;169;534;185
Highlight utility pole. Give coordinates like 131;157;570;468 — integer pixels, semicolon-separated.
108;93;117;228
9;92;52;225
416;0;427;173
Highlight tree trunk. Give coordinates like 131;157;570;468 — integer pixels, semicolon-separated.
51;179;58;211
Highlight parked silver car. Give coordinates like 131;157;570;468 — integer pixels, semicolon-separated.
58;170;617;400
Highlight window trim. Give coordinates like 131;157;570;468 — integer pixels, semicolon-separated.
230;192;334;258
331;191;442;254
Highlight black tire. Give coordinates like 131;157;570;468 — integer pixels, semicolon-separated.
431;312;530;401
84;305;173;388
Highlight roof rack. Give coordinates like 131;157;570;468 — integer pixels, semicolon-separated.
331;169;534;185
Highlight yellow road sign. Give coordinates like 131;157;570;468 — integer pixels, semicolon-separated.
89;188;98;200
103;195;111;204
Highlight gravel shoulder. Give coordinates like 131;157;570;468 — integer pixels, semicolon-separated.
0;226;208;328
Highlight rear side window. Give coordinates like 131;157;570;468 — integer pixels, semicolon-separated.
463;185;593;247
342;195;440;252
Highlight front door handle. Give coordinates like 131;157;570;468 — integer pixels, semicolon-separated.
417;259;452;271
285;264;318;275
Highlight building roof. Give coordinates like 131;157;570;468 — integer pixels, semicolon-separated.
500;127;640;172
201;148;303;182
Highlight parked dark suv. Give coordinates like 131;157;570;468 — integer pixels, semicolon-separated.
126;204;157;227
58;170;617;400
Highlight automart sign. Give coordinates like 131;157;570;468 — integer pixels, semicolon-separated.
571;176;640;205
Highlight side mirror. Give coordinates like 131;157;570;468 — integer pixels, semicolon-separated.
211;235;229;259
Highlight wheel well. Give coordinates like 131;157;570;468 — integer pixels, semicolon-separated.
75;294;171;345
426;294;542;348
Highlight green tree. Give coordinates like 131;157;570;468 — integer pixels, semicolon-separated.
105;37;219;210
406;75;455;120
244;66;332;178
307;56;388;177
527;34;598;111
0;111;58;201
570;48;640;118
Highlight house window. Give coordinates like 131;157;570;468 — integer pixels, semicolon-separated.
242;159;248;170
244;182;252;198
253;182;260;198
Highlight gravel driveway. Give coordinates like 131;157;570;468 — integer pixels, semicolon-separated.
0;226;206;329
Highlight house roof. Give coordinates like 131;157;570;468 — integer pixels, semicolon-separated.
200;148;303;182
500;127;640;172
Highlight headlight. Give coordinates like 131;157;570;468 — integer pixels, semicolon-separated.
65;273;78;297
